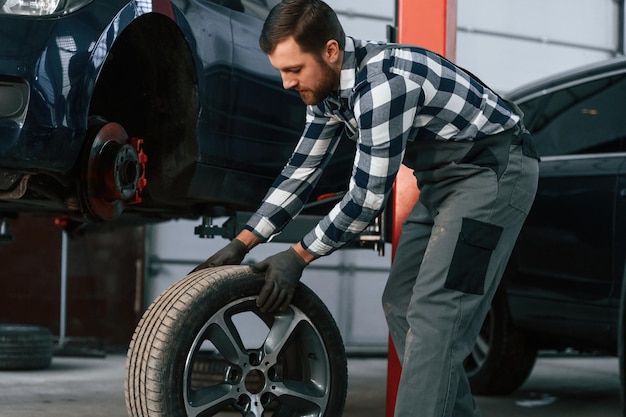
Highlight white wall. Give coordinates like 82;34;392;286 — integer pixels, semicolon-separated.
330;0;621;92
456;0;619;92
325;0;394;41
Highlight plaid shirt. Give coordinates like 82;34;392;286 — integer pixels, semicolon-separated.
245;37;520;256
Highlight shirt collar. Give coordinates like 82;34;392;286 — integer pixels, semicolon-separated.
337;36;357;99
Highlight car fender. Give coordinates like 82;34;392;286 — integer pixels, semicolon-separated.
0;0;207;173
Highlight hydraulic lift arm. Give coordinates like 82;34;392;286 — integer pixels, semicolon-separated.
387;1;457;416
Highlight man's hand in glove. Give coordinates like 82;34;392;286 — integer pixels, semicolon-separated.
191;238;248;273
253;247;308;314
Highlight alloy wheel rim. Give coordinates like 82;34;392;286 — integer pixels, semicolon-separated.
183;296;331;416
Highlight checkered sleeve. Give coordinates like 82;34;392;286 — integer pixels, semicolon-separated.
301;72;422;256
244;106;344;242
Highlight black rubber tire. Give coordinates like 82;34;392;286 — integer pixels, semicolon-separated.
0;324;53;370
464;288;538;395
125;265;347;417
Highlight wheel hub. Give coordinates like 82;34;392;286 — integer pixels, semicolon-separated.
244;369;265;394
82;120;147;220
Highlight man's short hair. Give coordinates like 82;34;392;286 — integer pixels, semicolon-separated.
259;0;346;55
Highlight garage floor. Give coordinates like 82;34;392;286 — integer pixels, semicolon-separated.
0;352;620;417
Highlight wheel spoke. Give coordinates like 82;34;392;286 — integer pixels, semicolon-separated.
246;398;265;417
262;309;330;416
272;379;328;414
263;308;307;358
186;384;237;417
207;309;249;364
184;304;252;416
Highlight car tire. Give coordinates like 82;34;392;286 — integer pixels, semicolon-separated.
0;324;53;370
464;288;537;395
125;265;347;417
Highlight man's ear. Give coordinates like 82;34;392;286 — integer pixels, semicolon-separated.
325;39;341;64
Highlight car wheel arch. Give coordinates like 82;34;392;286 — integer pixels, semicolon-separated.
465;282;538;395
88;12;200;204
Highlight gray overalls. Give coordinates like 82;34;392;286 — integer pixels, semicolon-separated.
383;107;539;416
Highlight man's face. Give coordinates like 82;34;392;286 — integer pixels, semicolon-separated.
268;37;340;106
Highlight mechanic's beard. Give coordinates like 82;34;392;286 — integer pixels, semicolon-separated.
300;62;336;106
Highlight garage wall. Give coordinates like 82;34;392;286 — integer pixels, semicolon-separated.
456;0;620;92
328;0;394;42
331;0;622;93
0;215;143;349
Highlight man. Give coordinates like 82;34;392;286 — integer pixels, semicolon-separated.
194;0;539;415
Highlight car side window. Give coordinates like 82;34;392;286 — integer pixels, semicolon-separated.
519;74;626;157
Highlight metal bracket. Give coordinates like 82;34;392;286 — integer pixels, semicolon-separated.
194;216;235;239
353;208;386;256
194;209;387;256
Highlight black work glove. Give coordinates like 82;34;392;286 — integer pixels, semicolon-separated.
253;247;308;314
191;238;248;273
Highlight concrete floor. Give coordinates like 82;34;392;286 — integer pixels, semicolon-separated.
0;353;620;416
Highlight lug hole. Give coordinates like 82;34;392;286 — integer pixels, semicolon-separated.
249;352;260;366
227;367;241;383
236;394;250;411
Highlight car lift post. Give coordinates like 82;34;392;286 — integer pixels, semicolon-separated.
387;1;457;416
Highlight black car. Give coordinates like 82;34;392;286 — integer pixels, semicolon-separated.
465;55;626;397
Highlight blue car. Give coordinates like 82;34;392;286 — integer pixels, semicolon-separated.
0;0;353;223
1;2;354;416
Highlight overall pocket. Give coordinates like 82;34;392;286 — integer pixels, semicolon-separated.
445;218;503;295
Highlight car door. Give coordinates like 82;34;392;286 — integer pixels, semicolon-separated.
229;0;355;204
507;72;626;344
612;143;626;341
229;1;305;177
172;0;236;160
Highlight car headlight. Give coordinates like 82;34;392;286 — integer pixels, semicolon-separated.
0;0;93;17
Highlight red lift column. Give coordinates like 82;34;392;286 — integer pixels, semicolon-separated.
386;1;457;416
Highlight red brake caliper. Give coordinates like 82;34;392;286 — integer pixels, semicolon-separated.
128;137;148;204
